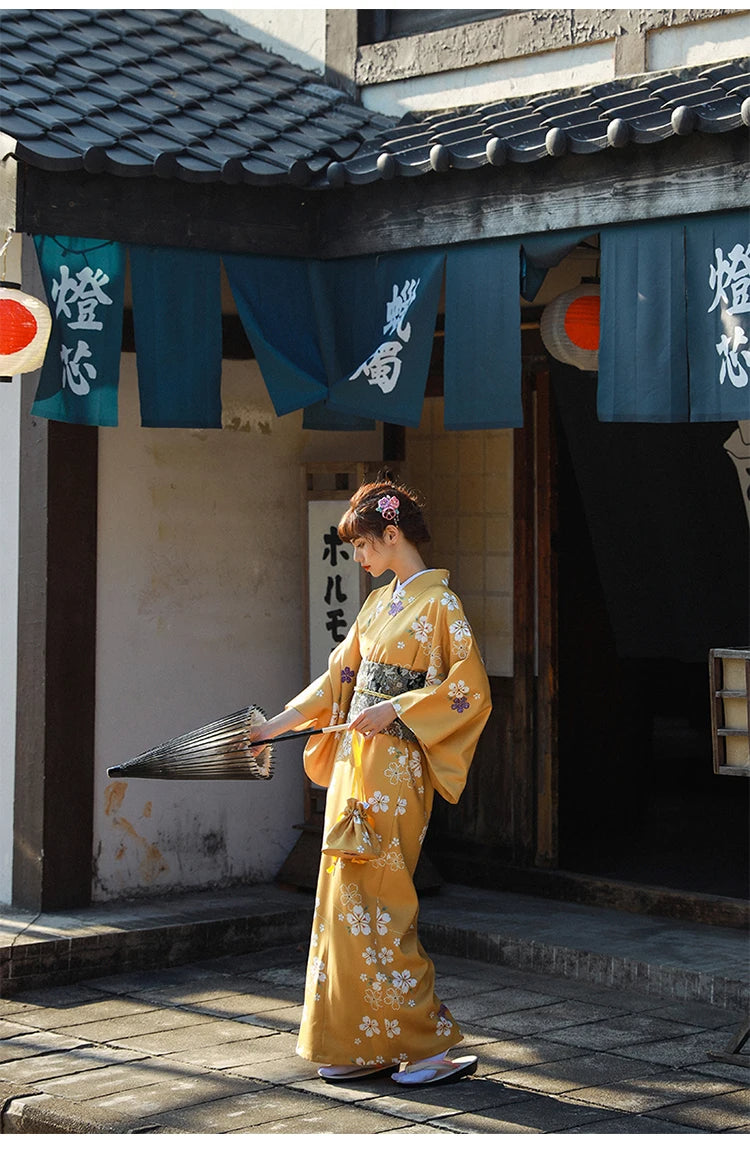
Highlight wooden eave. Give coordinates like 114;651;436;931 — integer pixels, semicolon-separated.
15;129;749;259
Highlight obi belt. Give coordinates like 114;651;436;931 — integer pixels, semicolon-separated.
350;659;426;743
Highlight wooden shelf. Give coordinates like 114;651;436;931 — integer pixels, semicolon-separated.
710;649;750;778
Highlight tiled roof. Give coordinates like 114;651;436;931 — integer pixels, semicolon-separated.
0;9;747;192
0;7;394;187
331;59;749;187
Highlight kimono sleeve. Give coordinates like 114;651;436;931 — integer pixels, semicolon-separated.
284;614;362;788
392;597;491;804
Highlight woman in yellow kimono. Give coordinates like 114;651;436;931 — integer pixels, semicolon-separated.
252;478;491;1087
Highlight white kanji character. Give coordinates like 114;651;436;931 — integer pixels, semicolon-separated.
383;278;420;340
349;340;403;393
708;243;750;316
60;339;97;395
716;324;750;389
52;265;113;330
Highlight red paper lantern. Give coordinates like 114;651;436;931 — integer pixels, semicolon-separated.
540;284;600;371
0;285;52;375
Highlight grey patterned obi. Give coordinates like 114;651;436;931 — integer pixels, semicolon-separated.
351;660;426;743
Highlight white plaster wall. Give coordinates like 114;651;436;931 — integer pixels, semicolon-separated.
361;42;614;116
647;11;750;71
202;7;326;74
0;377;20;904
93;354;381;901
406;400;515;679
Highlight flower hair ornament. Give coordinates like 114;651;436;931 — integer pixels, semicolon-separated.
377;494;400;522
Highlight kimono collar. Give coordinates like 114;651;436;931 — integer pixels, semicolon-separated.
392;568;450;597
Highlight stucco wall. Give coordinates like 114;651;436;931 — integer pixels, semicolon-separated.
647;11;750;70
0;377;20;904
93;354;380;900
406;400;514;678
359;9;750;116
205;7;326;73
362;42;614;115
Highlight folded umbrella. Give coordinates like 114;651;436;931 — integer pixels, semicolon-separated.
107;706;347;782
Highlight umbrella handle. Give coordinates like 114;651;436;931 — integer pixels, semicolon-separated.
247;722;349;747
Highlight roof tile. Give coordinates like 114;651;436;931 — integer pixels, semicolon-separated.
0;9;746;191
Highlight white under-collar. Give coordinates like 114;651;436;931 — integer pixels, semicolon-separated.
395;568;436;595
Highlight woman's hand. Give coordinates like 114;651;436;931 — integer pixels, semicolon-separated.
248;707;308;749
349;701;397;739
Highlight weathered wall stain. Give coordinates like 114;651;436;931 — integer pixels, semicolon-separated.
104;779;128;816
112;816;169;883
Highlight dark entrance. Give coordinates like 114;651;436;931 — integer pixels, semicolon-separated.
552;365;749;900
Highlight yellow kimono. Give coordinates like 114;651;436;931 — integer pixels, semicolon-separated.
287;569;492;1069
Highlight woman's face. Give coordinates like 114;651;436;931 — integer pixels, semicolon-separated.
351;532;393;578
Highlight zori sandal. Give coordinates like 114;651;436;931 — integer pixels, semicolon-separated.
391;1054;479;1087
318;1063;397;1082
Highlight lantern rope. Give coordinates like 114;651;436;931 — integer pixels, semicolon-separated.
0;227;15;281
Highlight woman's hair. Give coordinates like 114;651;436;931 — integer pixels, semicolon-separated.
338;471;431;546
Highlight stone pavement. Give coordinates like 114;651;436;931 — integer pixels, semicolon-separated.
0;884;748;1135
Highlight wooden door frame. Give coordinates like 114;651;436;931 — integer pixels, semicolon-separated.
534;368;559;868
512;365;559;868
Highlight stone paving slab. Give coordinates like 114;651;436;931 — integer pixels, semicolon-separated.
650;1088;750;1132
139;1082;342;1133
0;943;747;1135
567;1068;750;1113
564;1113;709;1134
541;1011;702;1050
106;1017;277;1056
429;1093;631;1134
233;1104;413;1134
610;1026;740;1067
480;998;629;1035
494;1051;666;1095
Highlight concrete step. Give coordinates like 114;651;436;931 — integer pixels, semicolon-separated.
1;883;747;1011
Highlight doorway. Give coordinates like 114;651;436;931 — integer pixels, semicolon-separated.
551;365;749;900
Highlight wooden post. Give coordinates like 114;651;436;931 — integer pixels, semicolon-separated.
511;371;537;864
535;368;560;867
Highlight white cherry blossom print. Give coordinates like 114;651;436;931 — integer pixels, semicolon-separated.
347;905;371;936
376;908;392;936
385;1018;401;1038
392;969;418;993
441;592;459;612
411;615;434;646
359;1016;381;1037
307;956;327;987
368;790;390;813
339;882;363;909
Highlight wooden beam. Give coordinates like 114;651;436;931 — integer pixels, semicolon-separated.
16;133;747;259
318;133;748;259
16;166;317;258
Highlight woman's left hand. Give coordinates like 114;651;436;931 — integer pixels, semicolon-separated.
349;701;397;739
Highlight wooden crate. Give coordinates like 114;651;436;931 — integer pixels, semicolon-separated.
709;649;750;777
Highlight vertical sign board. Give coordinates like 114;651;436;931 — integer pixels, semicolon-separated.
307;499;361;678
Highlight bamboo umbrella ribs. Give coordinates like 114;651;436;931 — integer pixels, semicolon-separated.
106;706;348;782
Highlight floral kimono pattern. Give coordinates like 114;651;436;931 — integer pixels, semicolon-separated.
287;569;492;1068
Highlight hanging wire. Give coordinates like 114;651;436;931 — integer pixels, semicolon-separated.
0;227;15;282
